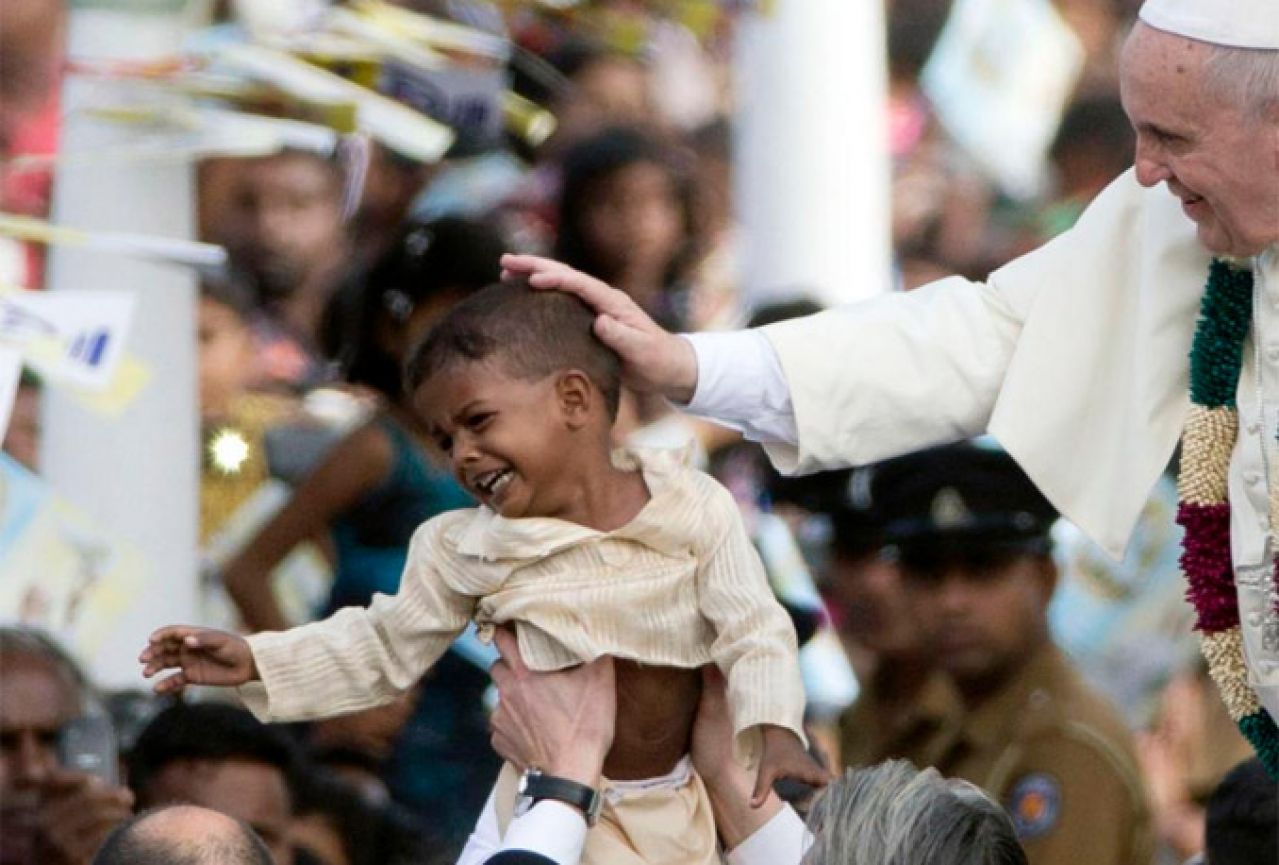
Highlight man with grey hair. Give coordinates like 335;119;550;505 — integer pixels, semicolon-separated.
503;0;1279;781
91;805;273;865
804;761;1027;865
0;627;133;865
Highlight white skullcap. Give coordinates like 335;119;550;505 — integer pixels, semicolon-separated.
1139;0;1279;50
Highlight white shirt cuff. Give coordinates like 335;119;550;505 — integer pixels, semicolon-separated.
682;330;797;444
497;801;589;865
724;804;811;865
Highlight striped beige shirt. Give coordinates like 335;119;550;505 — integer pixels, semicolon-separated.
241;447;806;762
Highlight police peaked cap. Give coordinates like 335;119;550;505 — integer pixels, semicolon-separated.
871;442;1058;551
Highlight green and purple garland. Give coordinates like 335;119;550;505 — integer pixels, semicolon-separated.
1177;258;1279;779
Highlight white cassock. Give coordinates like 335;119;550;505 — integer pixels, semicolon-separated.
685;168;1279;721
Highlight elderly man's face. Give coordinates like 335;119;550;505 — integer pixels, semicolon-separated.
0;652;79;864
1121;24;1279;257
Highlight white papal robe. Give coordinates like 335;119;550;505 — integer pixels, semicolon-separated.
684;168;1279;723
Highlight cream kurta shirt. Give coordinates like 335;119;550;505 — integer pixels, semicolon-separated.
240;447;806;761
685;169;1279;724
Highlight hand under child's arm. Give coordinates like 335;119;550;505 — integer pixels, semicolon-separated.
139;626;257;695
752;725;831;807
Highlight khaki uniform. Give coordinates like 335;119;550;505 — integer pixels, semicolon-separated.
920;644;1155;865
838;669;961;771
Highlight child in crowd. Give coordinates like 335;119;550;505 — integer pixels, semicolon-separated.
141;281;825;865
210;216;507;844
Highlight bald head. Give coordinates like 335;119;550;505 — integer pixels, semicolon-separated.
92;805;273;865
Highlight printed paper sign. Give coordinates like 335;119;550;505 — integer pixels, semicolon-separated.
0;453;147;657
922;0;1084;199
0;290;136;390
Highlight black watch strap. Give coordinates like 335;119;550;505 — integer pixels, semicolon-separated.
523;770;602;825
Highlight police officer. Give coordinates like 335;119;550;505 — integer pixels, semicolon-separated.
792;466;962;773
873;443;1154;865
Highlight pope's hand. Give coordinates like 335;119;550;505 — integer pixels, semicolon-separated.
500;253;700;404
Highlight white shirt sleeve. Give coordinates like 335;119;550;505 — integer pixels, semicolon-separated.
724;804;811;865
682;330;798;445
454;792;588;865
494;801;590;865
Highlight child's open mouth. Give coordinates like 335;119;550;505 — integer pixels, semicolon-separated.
474;468;513;499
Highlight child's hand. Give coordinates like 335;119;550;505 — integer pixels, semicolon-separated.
752;725;832;807
138;626;256;694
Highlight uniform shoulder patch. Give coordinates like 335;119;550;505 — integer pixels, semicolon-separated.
1005;773;1061;840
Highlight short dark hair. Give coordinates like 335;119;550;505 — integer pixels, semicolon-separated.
92;807;273;865
404;280;622;420
1206;757;1278;864
126;703;300;808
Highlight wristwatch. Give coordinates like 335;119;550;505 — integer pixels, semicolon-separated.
513;767;603;826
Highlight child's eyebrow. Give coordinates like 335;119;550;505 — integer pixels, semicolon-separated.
449;399;486;425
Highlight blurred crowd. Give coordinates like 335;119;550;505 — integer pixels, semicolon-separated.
0;1;1275;864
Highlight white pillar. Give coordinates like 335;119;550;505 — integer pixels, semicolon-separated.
44;2;202;689
733;0;891;310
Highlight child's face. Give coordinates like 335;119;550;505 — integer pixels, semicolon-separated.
416;360;586;520
579;161;684;279
198;297;257;420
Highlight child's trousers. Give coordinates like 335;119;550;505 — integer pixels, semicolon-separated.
457;757;720;865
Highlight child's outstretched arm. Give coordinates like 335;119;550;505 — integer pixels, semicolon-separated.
139;626;256;694
752;726;831;807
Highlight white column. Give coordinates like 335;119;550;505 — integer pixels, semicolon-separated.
733;0;891;310
44;2;203;688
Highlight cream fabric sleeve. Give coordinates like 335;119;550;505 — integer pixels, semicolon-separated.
756;274;1029;475
239;519;478;722
694;479;807;764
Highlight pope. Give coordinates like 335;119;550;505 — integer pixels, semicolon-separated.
502;0;1279;776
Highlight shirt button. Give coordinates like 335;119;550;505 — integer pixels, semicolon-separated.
1247;421;1262;434
1268;345;1279;363
1246;470;1264;485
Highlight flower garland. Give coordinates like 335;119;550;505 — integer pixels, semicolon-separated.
1177;258;1279;778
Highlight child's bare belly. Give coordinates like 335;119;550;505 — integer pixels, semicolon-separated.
603;660;703;780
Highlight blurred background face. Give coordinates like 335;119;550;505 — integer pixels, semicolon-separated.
826;549;922;657
198;297;258;420
549;56;654;154
904;550;1054;689
219;152;346;301
144;758;294;865
578;160;684;279
0;0;63;154
0;652;79;864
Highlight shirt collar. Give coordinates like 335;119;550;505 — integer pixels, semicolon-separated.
452;446;697;562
